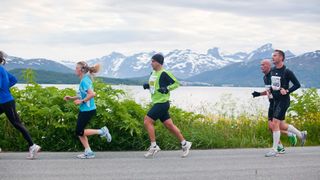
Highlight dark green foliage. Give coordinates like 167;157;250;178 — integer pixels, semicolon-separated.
0;76;319;151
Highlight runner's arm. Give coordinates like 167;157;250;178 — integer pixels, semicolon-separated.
0;72;2;90
287;70;301;94
163;72;180;91
8;72;17;88
81;89;95;103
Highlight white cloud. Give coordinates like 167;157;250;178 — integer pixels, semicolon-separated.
0;0;319;60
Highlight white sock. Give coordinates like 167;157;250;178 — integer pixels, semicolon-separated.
287;125;302;139
151;142;157;147
85;147;92;152
98;129;103;135
181;140;186;146
273;131;280;151
287;132;294;137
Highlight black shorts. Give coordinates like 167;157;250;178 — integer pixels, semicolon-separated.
268;100;274;121
147;102;170;122
76;109;96;136
272;97;290;121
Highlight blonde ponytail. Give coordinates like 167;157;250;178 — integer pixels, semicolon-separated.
89;64;100;74
77;61;100;81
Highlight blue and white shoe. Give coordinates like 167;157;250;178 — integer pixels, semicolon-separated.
100;126;112;143
77;151;95;159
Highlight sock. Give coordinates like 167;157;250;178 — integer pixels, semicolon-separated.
151;142;157;147
85;147;92;153
272;131;280;151
287;132;294;137
98;129;103;135
181;140;187;146
287;125;302;139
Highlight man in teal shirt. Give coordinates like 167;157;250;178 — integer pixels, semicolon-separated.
143;54;192;158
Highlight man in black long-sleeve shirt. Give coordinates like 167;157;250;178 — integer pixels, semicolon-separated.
252;59;299;154
265;50;307;157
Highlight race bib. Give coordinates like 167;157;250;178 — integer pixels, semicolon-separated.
149;75;157;94
271;76;281;91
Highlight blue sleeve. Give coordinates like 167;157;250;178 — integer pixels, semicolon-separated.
8;72;17;87
0;70;2;89
81;78;93;92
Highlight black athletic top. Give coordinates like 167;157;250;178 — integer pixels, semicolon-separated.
270;65;301;99
263;71;273;102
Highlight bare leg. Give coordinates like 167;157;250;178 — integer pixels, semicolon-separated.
163;119;185;142
144;116;156;142
84;129;100;136
79;136;90;149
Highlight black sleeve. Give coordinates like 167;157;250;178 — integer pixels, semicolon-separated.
287;69;301;94
159;72;175;88
263;76;267;85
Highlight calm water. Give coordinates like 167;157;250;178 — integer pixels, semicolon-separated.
15;84;320;116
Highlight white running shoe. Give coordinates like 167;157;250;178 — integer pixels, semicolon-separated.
265;149;278;157
100;126;112;143
27;144;41;159
181;141;192;158
77;151;95;159
144;145;161;158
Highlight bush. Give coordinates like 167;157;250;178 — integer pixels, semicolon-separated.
0;79;319;151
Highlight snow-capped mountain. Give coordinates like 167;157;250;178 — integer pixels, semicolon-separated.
207;47;224;60
295;50;320;59
221;51;248;63
83;43;296;79
5;43;304;81
188;49;319;88
86;48;239;79
5;56;72;73
244;43;274;62
243;43;296;63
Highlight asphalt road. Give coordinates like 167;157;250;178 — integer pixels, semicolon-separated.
0;147;319;180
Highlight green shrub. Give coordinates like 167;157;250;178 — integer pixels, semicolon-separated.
0;78;319;151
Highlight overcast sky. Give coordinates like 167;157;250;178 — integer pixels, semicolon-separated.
0;0;319;61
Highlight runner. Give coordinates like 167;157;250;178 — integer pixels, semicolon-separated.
265;50;307;157
143;53;192;158
0;50;41;159
64;61;112;159
252;59;298;154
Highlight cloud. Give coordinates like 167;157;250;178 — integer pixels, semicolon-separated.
0;0;319;60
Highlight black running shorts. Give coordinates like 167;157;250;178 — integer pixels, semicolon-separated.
147;101;170;122
272;97;290;121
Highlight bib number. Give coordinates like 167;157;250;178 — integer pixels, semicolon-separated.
271;76;281;91
149;75;157;94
